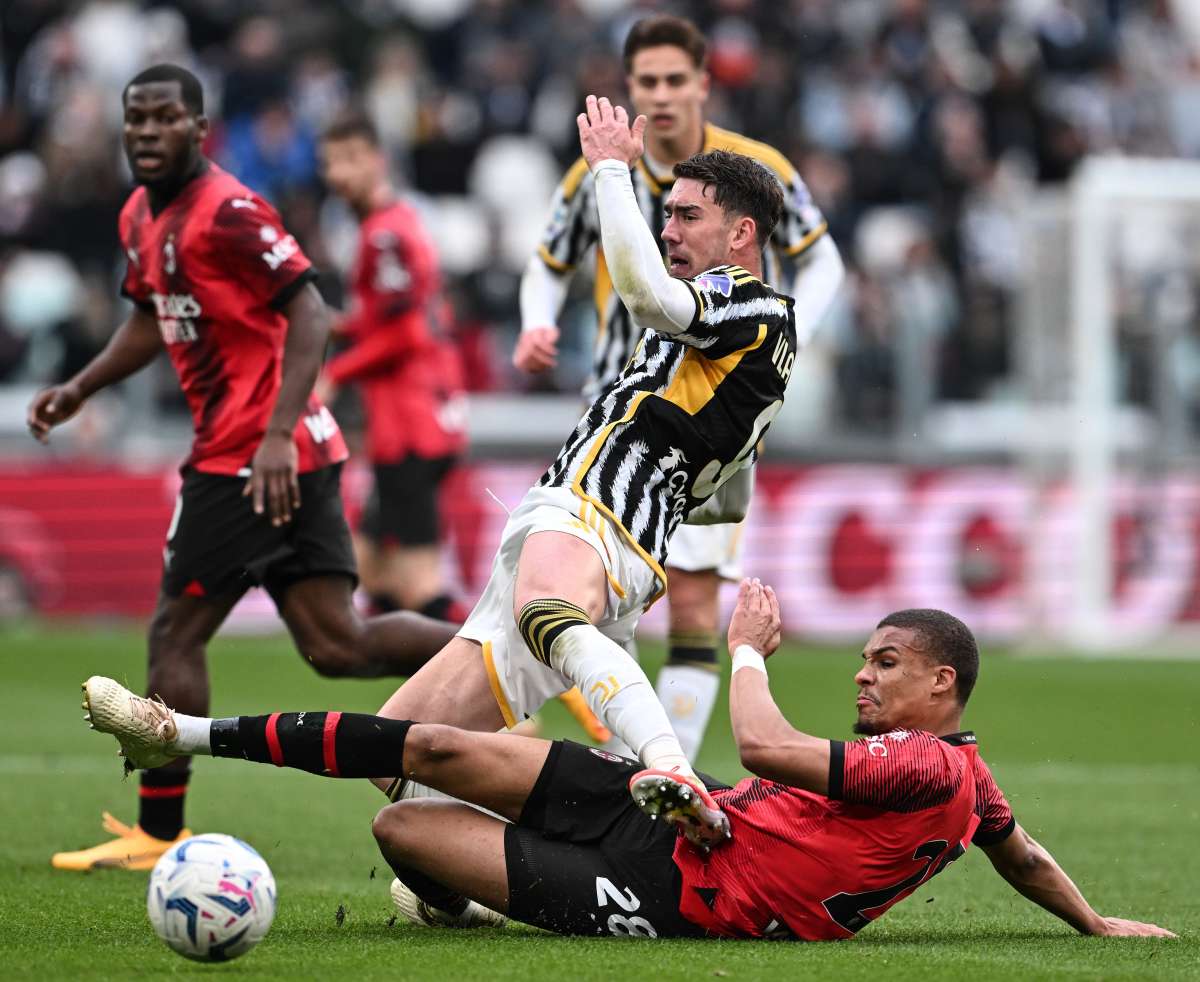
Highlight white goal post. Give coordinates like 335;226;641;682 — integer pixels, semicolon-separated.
1042;157;1200;651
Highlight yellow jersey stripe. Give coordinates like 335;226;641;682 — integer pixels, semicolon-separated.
481;641;517;729
658;324;769;415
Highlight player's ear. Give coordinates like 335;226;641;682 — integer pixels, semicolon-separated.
932;664;957;697
194;114;210;145
730;214;756;253
698;69;710;103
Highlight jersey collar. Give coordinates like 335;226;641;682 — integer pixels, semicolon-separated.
939;731;977;746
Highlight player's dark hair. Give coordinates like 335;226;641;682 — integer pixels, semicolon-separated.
673;150;783;248
123;64;204;115
623;14;707;72
876;609;980;707
321;111;381;148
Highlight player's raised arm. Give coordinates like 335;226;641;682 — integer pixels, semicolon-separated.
726;579;832;792
577;95;697;336
981;824;1175;938
26;305;162;443
245;282;331;525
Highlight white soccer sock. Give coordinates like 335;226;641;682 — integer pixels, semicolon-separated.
171;713;213;754
654;664;721;763
549;623;694;777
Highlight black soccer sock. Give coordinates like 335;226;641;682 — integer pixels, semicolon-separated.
209;712;411;778
139;766;190;840
417;593;455;622
666;630;720;670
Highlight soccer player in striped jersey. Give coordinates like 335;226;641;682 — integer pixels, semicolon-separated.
516;15;845;762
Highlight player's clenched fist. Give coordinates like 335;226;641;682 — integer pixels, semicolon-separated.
577;94;647;171
513;325;560;374
27;382;84;443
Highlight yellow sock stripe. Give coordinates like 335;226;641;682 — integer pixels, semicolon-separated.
518;599;591;667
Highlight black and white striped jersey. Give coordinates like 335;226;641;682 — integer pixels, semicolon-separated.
536;123;826;400
539;265;797;599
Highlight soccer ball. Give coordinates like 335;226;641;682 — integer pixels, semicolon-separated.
146;833;277;962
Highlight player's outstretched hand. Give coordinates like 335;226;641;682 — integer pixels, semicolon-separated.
513;325;559;373
244;430;300;526
26;382;84;443
577;95;646;171
1091;916;1176;938
727;577;782;658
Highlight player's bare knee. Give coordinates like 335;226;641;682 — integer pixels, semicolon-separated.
372;800;436;858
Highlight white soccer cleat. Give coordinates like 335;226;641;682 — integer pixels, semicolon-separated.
389;877;507;930
82;676;179;772
629;768;732;851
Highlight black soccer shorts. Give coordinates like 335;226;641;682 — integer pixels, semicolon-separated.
161;463;357;604
504;740;727;939
358;454;457;547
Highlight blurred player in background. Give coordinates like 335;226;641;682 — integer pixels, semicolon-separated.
317;112;467;623
27;65;453;872
84;581;1174;940
516;15;845;762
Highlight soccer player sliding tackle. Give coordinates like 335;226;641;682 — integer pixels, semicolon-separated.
82;579;1175;940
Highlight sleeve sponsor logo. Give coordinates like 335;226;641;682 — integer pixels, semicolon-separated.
261;232;299;271
692;270;734;297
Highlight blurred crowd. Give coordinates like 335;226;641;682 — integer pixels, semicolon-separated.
1;0;1199;436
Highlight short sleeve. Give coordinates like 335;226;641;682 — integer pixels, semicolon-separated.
972;758;1016;846
209;194;314;307
674;267;789;357
827;730;962;813
773;168;829;260
536;158;599;274
117;206;153;309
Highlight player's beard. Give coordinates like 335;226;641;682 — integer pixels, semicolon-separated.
852;718;882;735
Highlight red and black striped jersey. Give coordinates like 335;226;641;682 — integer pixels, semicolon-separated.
119;163;348;475
673;730;1014;940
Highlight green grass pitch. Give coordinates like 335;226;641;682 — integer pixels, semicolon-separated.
0;623;1194;980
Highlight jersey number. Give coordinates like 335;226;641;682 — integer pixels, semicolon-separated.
821;838;966;934
595;876;657;938
691;399;782;499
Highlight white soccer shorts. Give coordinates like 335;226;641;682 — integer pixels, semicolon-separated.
458;485;659;727
663;520;745;580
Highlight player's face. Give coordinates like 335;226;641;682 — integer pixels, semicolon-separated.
319;136;384;210
852;627;947;735
662;177;739;278
123;82;207;186
626;46;709;148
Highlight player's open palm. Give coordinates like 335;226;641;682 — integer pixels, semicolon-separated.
728;578;782;657
27;383;84;443
1094;916;1176;938
577;95;646;171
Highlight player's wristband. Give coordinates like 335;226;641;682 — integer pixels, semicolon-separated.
731;645;767;676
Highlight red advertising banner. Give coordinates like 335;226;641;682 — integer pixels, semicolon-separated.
2;460;1198;640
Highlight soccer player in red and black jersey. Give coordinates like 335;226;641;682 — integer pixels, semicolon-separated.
85;579;1174;940
316;113;467;622
28;65;454;872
